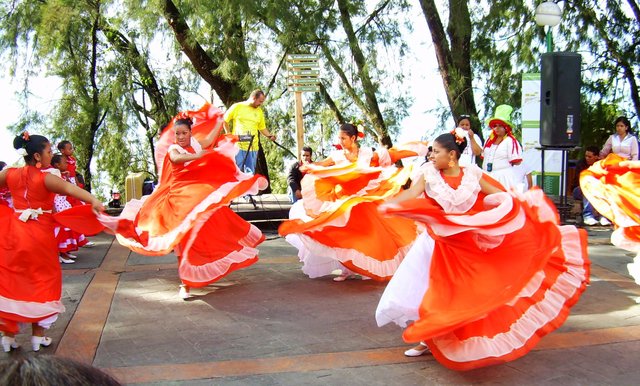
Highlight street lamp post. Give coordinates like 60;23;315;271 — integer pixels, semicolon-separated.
535;1;562;52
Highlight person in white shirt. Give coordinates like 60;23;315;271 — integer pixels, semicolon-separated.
456;115;483;167
600;116;639;161
481;105;524;189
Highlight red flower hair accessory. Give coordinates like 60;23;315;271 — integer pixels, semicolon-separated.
22;131;30;142
174;111;193;125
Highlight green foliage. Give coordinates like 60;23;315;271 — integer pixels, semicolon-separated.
470;0;640;144
3;0;637;197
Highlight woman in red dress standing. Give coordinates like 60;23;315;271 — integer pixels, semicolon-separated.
0;133;103;352
376;130;590;370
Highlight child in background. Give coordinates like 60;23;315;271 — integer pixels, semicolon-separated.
56;142;95;247
51;154;89;263
57;140;82;188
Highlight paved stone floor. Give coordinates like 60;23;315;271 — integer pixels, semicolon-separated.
3;226;640;385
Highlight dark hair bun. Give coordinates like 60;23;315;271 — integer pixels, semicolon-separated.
13;135;27;150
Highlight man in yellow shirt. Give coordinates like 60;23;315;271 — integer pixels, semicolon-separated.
223;89;276;174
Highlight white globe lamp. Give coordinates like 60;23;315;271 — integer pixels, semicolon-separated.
535;1;562;27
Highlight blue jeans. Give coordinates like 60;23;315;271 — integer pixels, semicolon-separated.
235;150;258;174
573;186;600;220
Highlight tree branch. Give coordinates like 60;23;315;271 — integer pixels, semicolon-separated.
336;0;387;140
162;0;243;106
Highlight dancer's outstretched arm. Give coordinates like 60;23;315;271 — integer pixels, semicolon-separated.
199;119;225;149
385;175;425;205
169;149;210;164
44;174;104;214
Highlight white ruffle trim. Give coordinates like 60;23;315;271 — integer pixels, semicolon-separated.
287;233;414;279
103;175;267;254
178;222;262;284
0;294;65;319
423;163;482;214
433;225;588;362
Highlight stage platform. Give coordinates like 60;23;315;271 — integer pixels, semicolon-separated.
230;193;293;229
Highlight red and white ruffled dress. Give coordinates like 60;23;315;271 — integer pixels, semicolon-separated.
53;174;88;253
0;167;66;334
58;104;268;288
376;163;590;370
580;154;640;283
279;143;429;281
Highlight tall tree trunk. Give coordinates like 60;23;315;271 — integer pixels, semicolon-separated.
163;0;245;106
85;7;101;192
418;0;480;138
626;0;640;24
336;0;389;144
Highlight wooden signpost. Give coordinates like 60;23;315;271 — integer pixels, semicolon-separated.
287;54;320;159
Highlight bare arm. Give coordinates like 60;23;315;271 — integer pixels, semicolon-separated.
199;119;224;149
313;157;335;168
44;174;104;214
0;169;7;188
259;128;276;141
469;133;482;156
479;176;504;195
168;149;207;165
386;174;426;205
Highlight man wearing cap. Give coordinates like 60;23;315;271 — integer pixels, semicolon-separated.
482;104;524;189
223;89;277;174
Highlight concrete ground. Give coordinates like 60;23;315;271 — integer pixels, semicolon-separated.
3;225;640;385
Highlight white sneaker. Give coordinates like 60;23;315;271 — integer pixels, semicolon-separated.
59;256;75;264
599;217;611;226
583;217;598;226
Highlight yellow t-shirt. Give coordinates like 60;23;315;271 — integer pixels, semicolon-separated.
224;101;266;151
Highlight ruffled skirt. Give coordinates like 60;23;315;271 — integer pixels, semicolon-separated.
0;208;64;333
57;139;268;287
279;166;419;281
376;189;589;370
580;154;640;283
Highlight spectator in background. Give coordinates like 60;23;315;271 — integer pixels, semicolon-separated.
57;140;83;188
481;104;523;189
287;146;313;203
573;146;610;226
512;161;533;193
222;89;277;174
600;116;638;161
456;115;483;167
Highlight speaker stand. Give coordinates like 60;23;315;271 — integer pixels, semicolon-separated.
538;145;580;225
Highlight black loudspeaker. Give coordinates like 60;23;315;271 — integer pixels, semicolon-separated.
540;52;582;147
